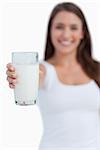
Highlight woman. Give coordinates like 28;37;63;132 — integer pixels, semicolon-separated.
6;2;100;150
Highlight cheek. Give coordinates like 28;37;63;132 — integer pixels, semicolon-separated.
73;31;83;40
77;29;84;39
51;25;63;39
51;29;60;39
51;29;59;44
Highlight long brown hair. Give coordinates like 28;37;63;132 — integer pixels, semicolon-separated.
44;2;100;88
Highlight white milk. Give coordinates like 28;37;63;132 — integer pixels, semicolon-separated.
13;64;39;105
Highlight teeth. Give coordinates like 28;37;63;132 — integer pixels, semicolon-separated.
61;41;72;46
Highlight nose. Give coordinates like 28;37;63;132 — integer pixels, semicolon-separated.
62;28;71;39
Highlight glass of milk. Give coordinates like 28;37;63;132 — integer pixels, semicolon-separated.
12;52;39;105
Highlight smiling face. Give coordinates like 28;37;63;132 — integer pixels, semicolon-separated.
51;11;84;56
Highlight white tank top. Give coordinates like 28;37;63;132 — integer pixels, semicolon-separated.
37;60;100;150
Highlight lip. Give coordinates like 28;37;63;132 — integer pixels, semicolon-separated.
59;40;73;46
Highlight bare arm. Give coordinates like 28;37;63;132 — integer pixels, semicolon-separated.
39;63;46;88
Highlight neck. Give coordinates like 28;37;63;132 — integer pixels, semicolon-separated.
52;51;79;67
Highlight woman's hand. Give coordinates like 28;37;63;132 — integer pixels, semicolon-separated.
6;63;17;89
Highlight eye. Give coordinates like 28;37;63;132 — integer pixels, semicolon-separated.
55;26;64;30
70;26;78;30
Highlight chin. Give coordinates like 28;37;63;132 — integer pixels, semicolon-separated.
58;48;76;55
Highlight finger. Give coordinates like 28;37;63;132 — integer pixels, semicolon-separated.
6;70;17;78
7;76;17;84
6;63;15;71
9;83;15;89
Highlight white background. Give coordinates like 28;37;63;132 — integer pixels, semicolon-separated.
0;0;100;150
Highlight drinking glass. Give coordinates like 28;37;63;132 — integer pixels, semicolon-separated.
12;52;39;105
